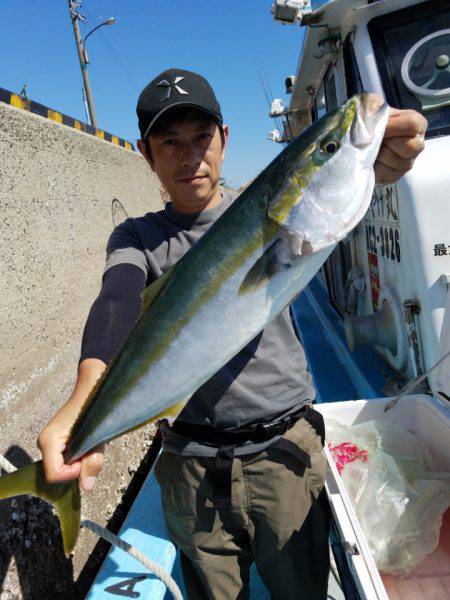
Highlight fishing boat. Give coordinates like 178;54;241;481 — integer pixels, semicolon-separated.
87;1;450;597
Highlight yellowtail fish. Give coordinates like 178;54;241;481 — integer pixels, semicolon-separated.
0;93;389;555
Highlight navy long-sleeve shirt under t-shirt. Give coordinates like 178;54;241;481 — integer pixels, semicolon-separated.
79;188;316;456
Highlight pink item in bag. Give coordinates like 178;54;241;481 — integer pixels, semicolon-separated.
328;441;368;475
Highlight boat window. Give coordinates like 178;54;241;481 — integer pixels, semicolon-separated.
311;64;338;123
343;33;364;97
324;65;338;111
369;0;450;137
314;80;327;120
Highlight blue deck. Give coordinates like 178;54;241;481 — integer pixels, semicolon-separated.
87;276;394;599
291;276;395;403
86;464;182;599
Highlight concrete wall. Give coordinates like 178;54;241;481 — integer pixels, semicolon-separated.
0;101;163;598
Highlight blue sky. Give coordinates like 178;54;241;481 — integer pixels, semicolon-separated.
0;1;315;188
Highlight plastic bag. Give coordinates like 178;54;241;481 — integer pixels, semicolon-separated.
326;418;450;574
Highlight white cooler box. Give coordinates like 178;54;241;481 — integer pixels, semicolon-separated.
316;394;450;600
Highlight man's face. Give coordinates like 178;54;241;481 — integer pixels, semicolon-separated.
138;109;228;212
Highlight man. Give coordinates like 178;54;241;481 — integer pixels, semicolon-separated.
38;69;427;598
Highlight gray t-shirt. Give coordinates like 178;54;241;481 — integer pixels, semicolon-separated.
104;189;316;456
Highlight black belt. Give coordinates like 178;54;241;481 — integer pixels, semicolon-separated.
168;405;325;509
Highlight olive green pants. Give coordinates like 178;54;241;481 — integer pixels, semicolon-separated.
155;416;330;600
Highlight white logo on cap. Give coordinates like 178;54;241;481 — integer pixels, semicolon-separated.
157;76;188;102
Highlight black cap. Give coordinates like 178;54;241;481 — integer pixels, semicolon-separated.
137;68;223;140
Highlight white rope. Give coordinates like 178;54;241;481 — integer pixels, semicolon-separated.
0;454;183;600
0;454;15;473
81;518;183;600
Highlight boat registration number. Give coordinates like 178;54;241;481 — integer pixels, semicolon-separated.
364;185;402;263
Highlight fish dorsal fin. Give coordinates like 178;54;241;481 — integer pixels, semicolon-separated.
140;262;177;315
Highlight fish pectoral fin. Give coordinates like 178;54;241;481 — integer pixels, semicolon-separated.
0;460;80;556
141;262;178;315
239;239;292;294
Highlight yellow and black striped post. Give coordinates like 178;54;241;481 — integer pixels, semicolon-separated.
0;87;134;151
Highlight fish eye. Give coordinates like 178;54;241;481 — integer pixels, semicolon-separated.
321;139;340;154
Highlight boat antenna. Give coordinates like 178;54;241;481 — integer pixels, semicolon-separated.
253;57;286;145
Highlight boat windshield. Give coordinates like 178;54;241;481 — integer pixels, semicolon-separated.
369;0;450;138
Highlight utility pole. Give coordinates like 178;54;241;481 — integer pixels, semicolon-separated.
68;0;98;128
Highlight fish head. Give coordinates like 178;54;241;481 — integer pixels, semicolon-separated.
269;92;390;255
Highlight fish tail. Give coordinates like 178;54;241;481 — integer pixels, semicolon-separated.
0;460;80;556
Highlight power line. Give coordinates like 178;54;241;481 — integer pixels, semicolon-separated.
81;4;138;92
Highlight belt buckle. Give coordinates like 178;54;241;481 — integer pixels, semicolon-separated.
255;420;276;442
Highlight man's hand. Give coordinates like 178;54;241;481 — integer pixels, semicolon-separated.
37;358;106;492
38;414;105;493
374;108;428;185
